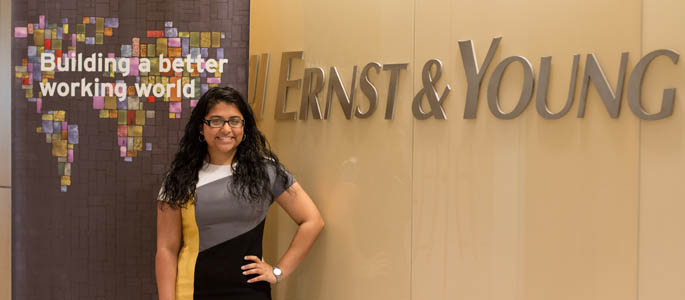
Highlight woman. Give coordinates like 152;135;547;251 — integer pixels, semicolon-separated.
156;87;324;300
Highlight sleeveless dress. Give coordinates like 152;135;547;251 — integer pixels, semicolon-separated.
174;162;294;300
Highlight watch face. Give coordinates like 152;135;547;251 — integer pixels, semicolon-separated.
274;267;282;276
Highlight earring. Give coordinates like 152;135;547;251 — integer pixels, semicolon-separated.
199;134;206;142
242;135;246;142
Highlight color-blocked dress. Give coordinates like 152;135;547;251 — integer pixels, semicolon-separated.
175;162;294;300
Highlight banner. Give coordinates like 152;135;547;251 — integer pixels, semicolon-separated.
11;0;249;298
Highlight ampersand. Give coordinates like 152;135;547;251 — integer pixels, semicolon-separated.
412;59;451;120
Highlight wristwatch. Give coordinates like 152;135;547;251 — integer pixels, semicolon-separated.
272;266;282;283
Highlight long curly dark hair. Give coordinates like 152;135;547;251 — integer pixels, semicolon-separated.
159;86;289;209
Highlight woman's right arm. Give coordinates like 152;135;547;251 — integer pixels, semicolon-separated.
155;203;182;300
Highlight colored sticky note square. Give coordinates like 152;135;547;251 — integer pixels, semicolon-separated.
104;97;117;110
165;28;178;38
95;33;103;45
140;44;148;57
109;110;118;118
93;96;104;109
146;143;152;151
53;121;61;134
169;102;181;113
42;120;53;133
63;24;68;34
128;125;143;137
54;110;65;121
190;47;200;59
212;32;221;48
127;110;136;124
61;176;71;186
168;47;181;57
117;97;128;110
33;30;44;46
134;137;143;151
132;38;140;56
150;58;159;75
179;32;189;38
105;18;119;28
128;96;140;110
156;38;168;57
99;109;110;118
96;17;104;32
52;140;68;157
168;38;181;47
58;162;65;175
146;110;155;118
147;30;164;38
68;125;79;144
121;45;132;57
117;125;127;137
147;44;155;57
117;110;127;124
189;32;199;47
15;27;27;38
76;24;86;34
200;32;211;48
135;110;145;125
52;39;62;50
64;163;71;176
182;39;189;56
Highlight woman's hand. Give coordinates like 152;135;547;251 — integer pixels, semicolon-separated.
242;255;278;284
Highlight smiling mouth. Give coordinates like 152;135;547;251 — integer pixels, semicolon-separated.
217;136;235;142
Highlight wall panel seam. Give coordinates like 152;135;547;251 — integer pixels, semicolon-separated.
636;1;644;300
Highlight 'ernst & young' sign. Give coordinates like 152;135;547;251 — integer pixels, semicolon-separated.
248;37;679;121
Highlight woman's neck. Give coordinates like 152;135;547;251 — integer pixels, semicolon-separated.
206;149;236;165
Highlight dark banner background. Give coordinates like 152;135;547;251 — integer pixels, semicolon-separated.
11;0;249;298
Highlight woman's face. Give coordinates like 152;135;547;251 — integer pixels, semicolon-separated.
201;101;245;159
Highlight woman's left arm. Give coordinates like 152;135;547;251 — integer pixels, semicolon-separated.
243;182;324;284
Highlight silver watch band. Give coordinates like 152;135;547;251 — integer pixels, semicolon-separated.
273;266;282;283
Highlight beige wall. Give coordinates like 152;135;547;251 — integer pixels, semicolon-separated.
639;1;685;300
1;0;12;298
251;1;685;300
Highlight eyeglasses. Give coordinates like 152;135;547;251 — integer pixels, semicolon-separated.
203;117;245;128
